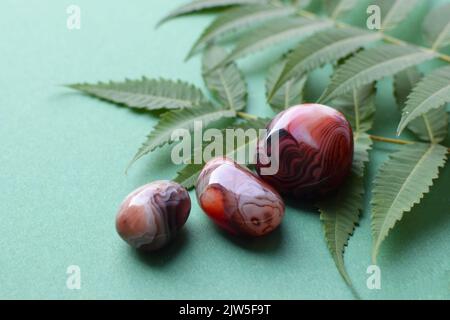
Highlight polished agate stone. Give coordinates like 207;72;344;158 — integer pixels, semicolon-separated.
196;157;285;237
116;181;191;251
256;104;353;199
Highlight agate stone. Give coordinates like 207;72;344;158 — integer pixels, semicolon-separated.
256;104;353;199
116;180;191;251
196;157;285;237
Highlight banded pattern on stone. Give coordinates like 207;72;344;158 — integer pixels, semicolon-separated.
116;180;191;251
256;104;353;199
196;157;285;237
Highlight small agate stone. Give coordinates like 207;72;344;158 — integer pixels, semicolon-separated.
116;181;191;251
196;157;285;237
256;104;353;199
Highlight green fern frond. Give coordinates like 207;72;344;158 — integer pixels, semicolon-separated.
318;133;372;287
157;0;267;27
319;45;436;103
214;17;333;69
318;173;364;287
394;67;448;143
129;104;236;169
422;2;450;50
324;0;358;19
377;0;420;31
330;85;376;134
266;59;307;112
174;163;205;189
174;117;268;189
371;143;448;263
353;133;373;177
187;4;297;59
269;28;381;101
398;66;450;135
67;77;205;111
202;46;247;111
317;80;374;288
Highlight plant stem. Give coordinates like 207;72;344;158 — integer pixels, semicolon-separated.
298;9;316;20
369;135;450;151
380;33;405;46
352;90;360;133
368;135;414;145
237;111;259;120
298;10;450;64
422;115;437;144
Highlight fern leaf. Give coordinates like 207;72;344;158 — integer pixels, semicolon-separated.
422;3;450;49
292;0;312;8
394;67;448;143
317;82;374;287
318;133;372;286
270;28;381;100
394;66;422;108
371;143;448;263
157;0;267;26
319;45;436;103
377;0;420;31
215;17;333;68
67;78;206;111
324;0;358;19
202;46;247;111
174;164;205;189
266;59;307;112
397;66;450;135
187;4;297;59
353;132;373;177
174;117;268;189
318;173;364;286
129;105;236;168
331;85;376;134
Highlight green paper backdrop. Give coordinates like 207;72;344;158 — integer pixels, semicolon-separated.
0;0;449;299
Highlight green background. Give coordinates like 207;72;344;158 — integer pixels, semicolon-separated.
1;0;449;299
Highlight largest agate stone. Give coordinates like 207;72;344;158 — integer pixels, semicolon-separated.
196;157;285;237
256;104;354;199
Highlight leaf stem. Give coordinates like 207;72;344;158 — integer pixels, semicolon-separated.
369;135;450;151
297;10;450;64
236;111;259;120
369;135;414;145
422;115;437;144
352;90;360;133
298;9;316;20
380;33;405;46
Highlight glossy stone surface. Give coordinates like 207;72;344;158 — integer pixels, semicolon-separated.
196;157;285;237
116;180;191;251
256;104;353;199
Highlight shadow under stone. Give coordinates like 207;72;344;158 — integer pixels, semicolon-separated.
214;222;284;254
131;228;190;268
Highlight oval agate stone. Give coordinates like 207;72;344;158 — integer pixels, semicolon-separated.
116;181;191;251
196;157;285;237
256;104;354;199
